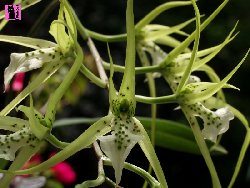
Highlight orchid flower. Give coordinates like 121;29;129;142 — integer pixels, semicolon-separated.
98;0;143;182
0;0;78;116
0;1;168;187
136;13;246;143
0;98;48;161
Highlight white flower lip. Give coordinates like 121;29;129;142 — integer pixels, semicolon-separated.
187;103;234;143
4;47;62;89
99;117;143;184
0;127;38;161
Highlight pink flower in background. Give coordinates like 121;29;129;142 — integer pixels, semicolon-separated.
12;72;25;92
21;152;76;185
51;161;77;184
49;152;76;184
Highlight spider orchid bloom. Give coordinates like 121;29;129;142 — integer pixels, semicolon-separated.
138;20;237;84
97;0;145;184
99;44;143;184
1;1;76;92
175;53;250;142
0;101;48;161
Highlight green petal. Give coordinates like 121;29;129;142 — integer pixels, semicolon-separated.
17;98;49;140
144;16;197;41
49;4;68;52
63;0;77;44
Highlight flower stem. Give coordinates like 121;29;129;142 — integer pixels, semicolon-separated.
45;44;83;125
137;46;157;188
103;61;161;74
228;128;250;188
135;94;177;104
103;157;161;188
183;107;221;188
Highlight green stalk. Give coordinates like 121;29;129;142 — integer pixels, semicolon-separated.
135;94;177;104
80;64;106;88
228;129;250;188
182;107;221;188
45;44;83;125
103;61;161;74
103;158;161;188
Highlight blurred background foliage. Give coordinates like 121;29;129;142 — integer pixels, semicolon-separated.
0;0;250;187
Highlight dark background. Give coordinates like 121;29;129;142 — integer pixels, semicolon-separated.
1;0;250;187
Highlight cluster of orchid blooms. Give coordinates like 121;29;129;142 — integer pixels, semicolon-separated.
0;0;249;187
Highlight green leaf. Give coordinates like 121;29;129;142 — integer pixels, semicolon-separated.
139;117;199;154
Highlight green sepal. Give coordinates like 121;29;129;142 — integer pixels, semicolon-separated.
107;44;118;114
143;16;198;42
180;49;250;104
134;118;168;188
0;35;56;49
0;116;28;131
